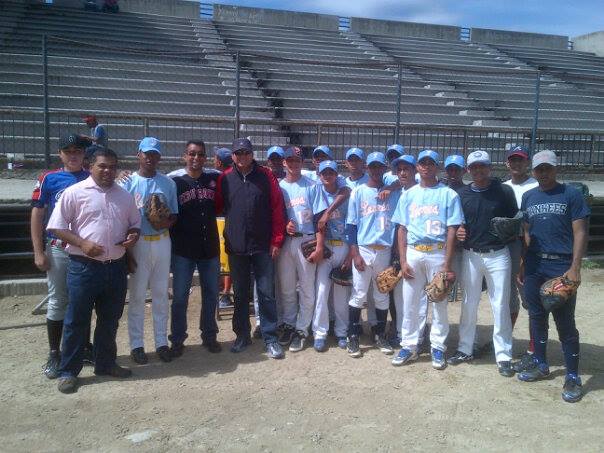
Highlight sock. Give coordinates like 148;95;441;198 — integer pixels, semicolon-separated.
375;309;388;335
47;319;63;352
347;306;362;337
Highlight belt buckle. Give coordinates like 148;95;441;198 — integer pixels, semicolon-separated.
415;244;433;252
328;239;343;246
369;244;386;251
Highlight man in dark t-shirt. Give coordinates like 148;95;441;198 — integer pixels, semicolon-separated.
169;140;222;357
448;150;518;378
517;150;589;403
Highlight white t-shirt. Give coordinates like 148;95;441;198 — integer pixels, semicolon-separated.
503;177;539;209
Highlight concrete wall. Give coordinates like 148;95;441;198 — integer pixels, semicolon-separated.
34;0;200;18
471;28;568;49
350;17;460;41
213;4;339;31
573;31;604;57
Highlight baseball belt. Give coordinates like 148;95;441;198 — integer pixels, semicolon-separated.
410;243;444;252
367;244;388;251
327;239;344;246
143;231;169;241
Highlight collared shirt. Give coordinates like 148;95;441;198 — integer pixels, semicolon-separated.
47;176;141;261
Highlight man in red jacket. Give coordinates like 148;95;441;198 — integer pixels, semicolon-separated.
216;138;286;359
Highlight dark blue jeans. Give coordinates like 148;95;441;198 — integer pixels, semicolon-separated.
170;254;219;345
59;256;128;377
228;252;278;344
524;253;580;375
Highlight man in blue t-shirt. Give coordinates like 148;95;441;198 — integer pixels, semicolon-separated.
82;115;108;148
517;150;589;403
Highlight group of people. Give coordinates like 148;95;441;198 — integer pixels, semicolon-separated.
32;131;589;403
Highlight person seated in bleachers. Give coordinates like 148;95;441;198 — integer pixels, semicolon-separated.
83;0;99;12
102;0;119;13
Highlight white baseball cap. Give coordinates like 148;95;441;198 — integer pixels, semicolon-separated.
532;150;557;169
467;150;491;166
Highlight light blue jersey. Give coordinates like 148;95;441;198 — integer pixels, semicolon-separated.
280;175;327;235
391;182;463;245
319;185;348;241
345;173;369;189
119;172;178;236
383;171;398;186
346;184;401;246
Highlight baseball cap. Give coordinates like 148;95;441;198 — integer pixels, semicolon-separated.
59;133;87;150
467;150;491;166
138;137;161;154
267;146;285;159
444;154;465;169
366;152;387;167
532;150;557;169
417;149;440;164
506;145;529;160
215;147;232;166
392;154;416;168
232;138;253;153
318;160;338;174
313;145;333;159
283;146;303;160
386;144;405;158
346;147;365;161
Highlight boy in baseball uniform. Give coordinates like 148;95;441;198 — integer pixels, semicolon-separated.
391;150;463;369
345;152;400;358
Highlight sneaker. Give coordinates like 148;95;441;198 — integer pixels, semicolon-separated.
337;337;348;349
347;335;362;358
289;331;306;352
218;294;233;309
82;344;94;365
512;352;534;373
314;338;327;353
497;361;515;377
94;364;132;378
43;351;60;379
230;335;252;353
431;348;447;370
278;324;295;346
392;348;418;366
562;374;583;403
252;325;262;339
447;351;474;366
130;347;148;365
156;346;172;363
57;375;77;394
517;360;550;382
375;334;394;355
202;339;222;354
170;342;185;358
266;342;285;359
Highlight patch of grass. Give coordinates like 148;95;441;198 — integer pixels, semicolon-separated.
582;259;603;270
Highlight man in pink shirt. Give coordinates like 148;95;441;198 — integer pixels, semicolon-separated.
47;148;141;394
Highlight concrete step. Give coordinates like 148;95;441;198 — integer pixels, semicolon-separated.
472;119;511;127
435;91;468;99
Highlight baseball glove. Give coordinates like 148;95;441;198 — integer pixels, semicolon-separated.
425;271;456;303
490;211;523;244
300;238;332;260
540;276;580;311
330;267;352;286
145;193;171;230
376;264;402;294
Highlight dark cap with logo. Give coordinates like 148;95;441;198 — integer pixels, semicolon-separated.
232;138;253;153
59;134;88;150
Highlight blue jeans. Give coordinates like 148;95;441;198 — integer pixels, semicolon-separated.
59;256;128;377
228;252;278;344
170;254;219;345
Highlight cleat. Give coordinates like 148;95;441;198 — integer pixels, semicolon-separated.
392;348;418;366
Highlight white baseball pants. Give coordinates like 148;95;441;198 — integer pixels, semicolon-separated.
349;246;391;311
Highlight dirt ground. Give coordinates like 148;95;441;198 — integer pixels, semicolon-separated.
1;268;603;452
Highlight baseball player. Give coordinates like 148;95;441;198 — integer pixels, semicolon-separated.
517;150;589;403
302;145;332;183
82;114;108;148
383;144;405;185
31;134;91;379
447;150;517;377
444;155;466;193
119;137;178;364
345;152;400;358
312;160;351;351
277;147;326;352
391;149;463;369
267;146;286;180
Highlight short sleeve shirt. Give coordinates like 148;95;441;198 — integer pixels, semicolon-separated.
318;185;348;241
279;175;327;235
92;124;108;148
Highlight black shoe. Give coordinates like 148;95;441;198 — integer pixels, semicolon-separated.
94;364;132;378
230;335;252;353
347;335;362;358
375;334;394;355
203;339;222;354
512;352;534;373
156;346;172;363
57;375;78;394
447;351;473;366
289;331;306;352
82;344;94;365
170;342;185;358
130;347;148;364
266;341;285;359
278;324;295;346
252;325;262;339
562;375;583;403
497;361;515;377
43;351;60;380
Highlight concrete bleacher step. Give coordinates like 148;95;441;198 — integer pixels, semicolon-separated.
459;110;496;117
472;120;511;127
435;91;468;99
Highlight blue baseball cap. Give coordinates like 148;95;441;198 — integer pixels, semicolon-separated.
417;149;439;164
366;152;387;167
386;144;405;159
345;147;364;161
283;146;303;159
267;146;285;159
139;137;161;154
313;145;332;159
215;147;232;166
392;154;416;168
318;160;338;174
444;154;465;169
